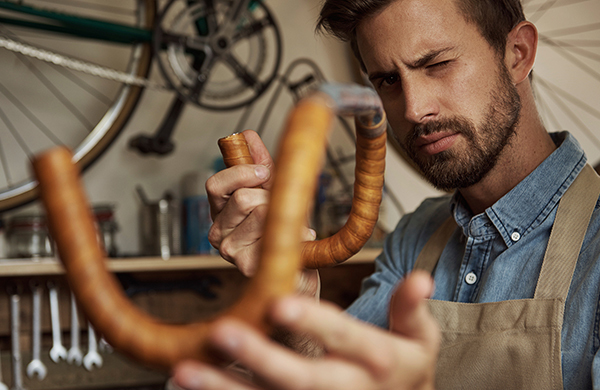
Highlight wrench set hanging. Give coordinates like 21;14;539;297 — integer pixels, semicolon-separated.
1;279;111;390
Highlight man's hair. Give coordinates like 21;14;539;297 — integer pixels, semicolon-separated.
317;0;526;70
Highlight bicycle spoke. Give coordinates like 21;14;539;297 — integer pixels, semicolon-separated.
0;103;34;160
536;77;600;121
0;0;154;210
527;0;560;23
0;133;11;187
542;22;600;38
549;39;600;47
536;76;600;151
0;82;65;147
540;36;600;63
51;64;113;106
542;38;600;84
533;83;563;131
0;26;119;105
523;0;591;14
11;51;94;130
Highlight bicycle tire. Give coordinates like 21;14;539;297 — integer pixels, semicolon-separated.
0;0;156;212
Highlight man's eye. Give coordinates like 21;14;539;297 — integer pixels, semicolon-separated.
428;60;450;69
381;74;399;87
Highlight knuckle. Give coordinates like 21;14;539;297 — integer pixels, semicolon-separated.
365;346;395;380
218;236;236;261
207;225;221;250
230;188;256;212
204;174;220;198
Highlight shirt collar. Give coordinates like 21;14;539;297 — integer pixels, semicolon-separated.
451;131;587;247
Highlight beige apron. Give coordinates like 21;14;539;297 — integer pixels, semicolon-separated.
414;164;600;390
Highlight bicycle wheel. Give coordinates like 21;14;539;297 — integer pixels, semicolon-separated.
0;0;156;212
523;0;600;166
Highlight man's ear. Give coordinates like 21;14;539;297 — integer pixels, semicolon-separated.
505;21;538;85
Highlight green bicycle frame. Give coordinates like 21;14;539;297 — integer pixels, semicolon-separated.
0;0;260;45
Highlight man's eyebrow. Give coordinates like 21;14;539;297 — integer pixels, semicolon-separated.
367;47;457;81
408;47;456;69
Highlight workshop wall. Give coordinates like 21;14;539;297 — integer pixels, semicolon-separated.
3;0;441;256
5;0;599;257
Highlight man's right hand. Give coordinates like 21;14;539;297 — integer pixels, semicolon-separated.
206;130;317;280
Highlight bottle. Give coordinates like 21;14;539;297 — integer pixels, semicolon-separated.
180;170;213;255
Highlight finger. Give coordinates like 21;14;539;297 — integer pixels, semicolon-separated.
242;130;275;190
216;211;316;277
207;318;320;389
210;187;270;242
388;270;440;354
171;360;258;390
269;296;401;377
216;203;269;276
208;319;376;390
296;269;320;297
206;165;271;219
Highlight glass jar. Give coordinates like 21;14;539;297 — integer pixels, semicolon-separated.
6;214;54;259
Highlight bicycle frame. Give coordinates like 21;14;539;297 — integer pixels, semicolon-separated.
0;1;152;44
0;0;260;45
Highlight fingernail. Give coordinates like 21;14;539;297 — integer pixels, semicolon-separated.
308;228;317;240
277;298;304;325
213;323;242;353
174;370;204;390
255;166;269;180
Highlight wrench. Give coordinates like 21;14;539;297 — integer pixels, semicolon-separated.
67;292;82;365
98;336;113;354
9;288;25;390
82;322;102;371
0;342;8;390
26;281;47;380
47;282;67;363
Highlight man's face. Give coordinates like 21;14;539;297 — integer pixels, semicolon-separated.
356;0;521;191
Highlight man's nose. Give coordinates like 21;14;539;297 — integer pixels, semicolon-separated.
403;78;439;124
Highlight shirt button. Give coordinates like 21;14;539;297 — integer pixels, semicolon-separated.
465;272;477;285
511;231;521;242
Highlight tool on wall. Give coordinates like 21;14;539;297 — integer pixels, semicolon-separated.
26;280;47;380
67;291;83;366
8;285;25;390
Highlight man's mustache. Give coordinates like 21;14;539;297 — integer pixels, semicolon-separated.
407;117;475;145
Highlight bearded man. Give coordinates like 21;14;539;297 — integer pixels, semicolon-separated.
171;0;600;389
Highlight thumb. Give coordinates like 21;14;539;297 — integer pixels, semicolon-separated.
389;270;440;353
242;129;275;190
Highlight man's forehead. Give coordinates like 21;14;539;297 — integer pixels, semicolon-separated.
356;0;467;57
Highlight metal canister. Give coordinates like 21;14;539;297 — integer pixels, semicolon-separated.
6;214;54;259
93;204;119;257
139;192;181;260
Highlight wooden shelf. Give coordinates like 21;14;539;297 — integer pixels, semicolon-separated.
0;248;381;277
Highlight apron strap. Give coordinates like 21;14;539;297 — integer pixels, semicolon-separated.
534;164;600;299
413;164;600;301
414;216;457;274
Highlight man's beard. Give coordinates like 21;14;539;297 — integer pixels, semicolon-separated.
401;63;522;191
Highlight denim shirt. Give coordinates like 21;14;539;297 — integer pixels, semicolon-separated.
347;132;600;389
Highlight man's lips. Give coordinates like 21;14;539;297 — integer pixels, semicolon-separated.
414;132;460;155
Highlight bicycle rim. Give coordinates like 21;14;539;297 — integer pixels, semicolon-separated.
0;0;155;212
